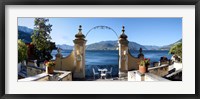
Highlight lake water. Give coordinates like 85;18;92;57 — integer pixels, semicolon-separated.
51;50;172;78
51;50;172;65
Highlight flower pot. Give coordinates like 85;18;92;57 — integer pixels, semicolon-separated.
139;65;146;74
46;66;54;74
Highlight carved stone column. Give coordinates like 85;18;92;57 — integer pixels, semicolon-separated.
118;26;129;78
73;25;87;79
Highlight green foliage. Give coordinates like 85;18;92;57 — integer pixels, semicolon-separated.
139;61;145;66
45;61;55;67
18;39;28;63
30;18;55;61
169;42;182;59
31;18;52;51
139;58;150;66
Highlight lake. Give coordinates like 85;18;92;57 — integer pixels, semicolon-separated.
51;50;172;65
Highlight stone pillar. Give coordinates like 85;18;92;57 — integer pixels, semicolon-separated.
118;26;129;78
55;48;63;70
73;25;87;79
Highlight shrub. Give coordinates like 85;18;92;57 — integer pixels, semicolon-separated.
18;39;28;63
169;42;182;62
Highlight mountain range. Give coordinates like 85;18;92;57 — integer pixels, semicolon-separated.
18;26;33;33
56;39;182;51
18;26;182;50
56;44;73;50
18;26;33;43
159;39;182;50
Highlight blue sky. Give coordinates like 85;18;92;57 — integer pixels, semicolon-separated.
18;18;182;46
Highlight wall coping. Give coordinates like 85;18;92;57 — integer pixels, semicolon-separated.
18;73;48;81
18;70;71;81
165;69;182;78
148;64;169;70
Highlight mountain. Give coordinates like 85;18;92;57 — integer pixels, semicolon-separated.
86;40;147;50
128;41;147;50
18;26;33;34
160;39;182;50
56;44;73;50
143;45;160;50
18;26;33;43
86;41;118;50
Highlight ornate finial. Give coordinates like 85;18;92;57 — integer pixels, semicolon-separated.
75;25;85;38
138;48;144;59
119;26;127;39
139;48;143;54
122;26;125;34
79;25;82;33
57;47;61;54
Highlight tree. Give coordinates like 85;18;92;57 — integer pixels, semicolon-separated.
169;42;182;62
31;18;52;51
18;39;28;63
31;18;55;61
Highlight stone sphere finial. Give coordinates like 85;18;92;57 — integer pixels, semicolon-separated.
139;48;143;54
122;26;125;34
57;47;61;54
79;25;82;33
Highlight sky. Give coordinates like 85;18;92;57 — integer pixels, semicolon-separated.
18;18;182;46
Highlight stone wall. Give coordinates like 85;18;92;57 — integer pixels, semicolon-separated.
55;50;75;71
128;71;169;81
127;50;141;70
36;76;49;81
27;66;45;77
60;73;72;81
19;71;72;81
148;64;169;77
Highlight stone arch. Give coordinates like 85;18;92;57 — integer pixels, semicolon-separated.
85;25;118;39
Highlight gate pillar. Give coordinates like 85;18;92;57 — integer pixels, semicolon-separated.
73;25;87;79
118;26;129;78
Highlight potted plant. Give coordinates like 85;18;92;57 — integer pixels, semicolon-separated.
139;60;146;74
18;40;28;73
45;61;55;74
139;58;150;74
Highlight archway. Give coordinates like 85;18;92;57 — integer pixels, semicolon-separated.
86;25;118;38
84;25;119;79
